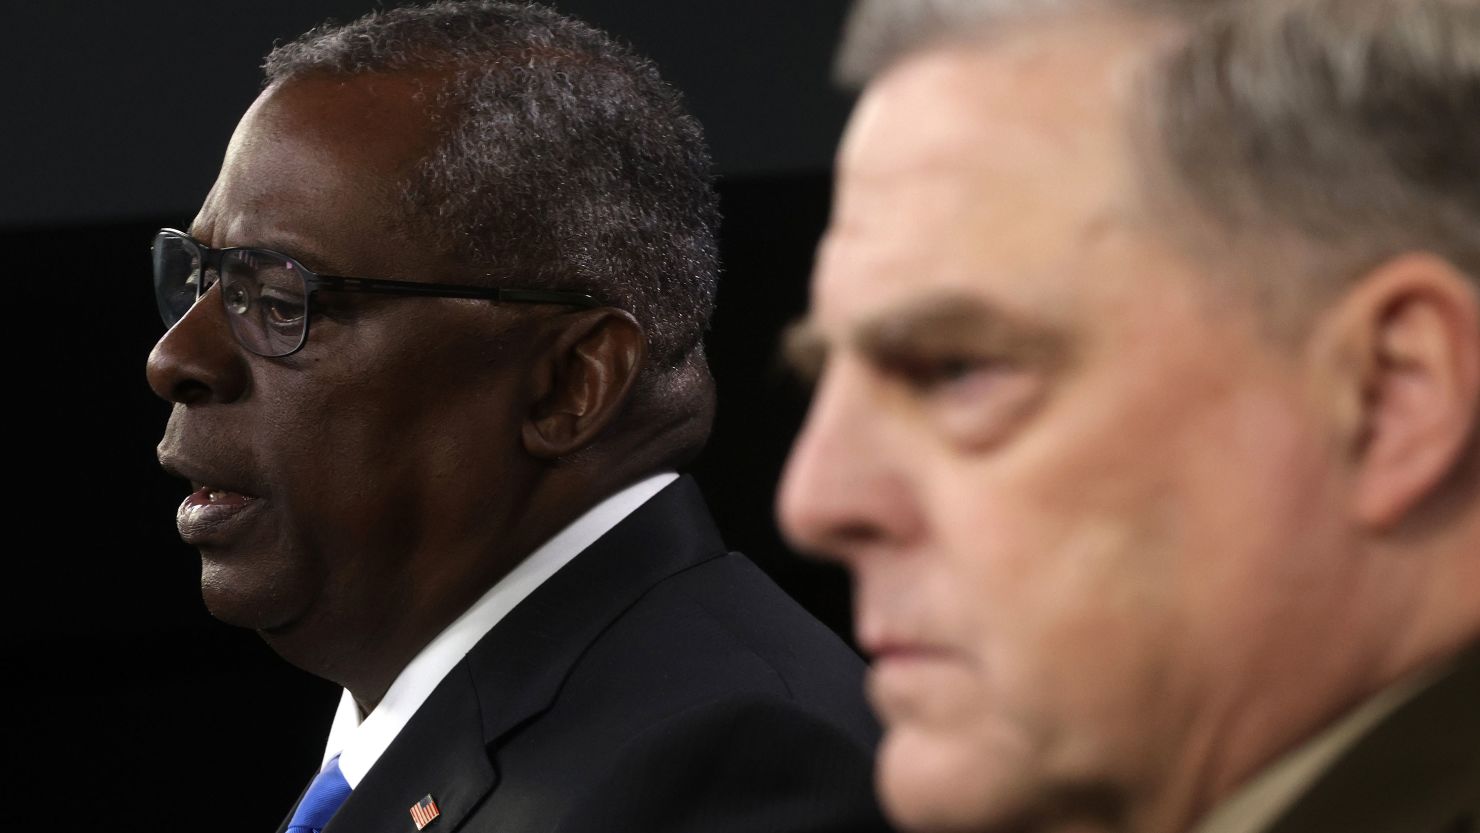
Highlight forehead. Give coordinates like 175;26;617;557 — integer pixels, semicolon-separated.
815;17;1171;329
196;72;449;269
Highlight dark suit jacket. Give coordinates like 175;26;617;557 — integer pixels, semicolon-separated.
283;476;889;833
1264;644;1480;833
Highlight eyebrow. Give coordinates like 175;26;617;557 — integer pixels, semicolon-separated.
782;294;1071;383
781;319;828;383
186;225;350;276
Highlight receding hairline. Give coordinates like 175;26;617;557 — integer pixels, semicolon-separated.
831;10;1197;279
835;0;1207;242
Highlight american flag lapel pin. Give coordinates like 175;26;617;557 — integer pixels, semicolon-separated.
410;794;441;830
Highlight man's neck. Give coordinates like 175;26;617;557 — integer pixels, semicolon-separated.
1185;668;1439;833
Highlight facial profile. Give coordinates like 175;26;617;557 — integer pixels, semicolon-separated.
780;8;1480;833
148;1;723;711
134;7;904;833
148;73;570;697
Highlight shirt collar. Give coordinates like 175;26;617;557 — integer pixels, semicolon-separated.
320;471;680;787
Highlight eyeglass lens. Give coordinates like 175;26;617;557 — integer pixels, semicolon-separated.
152;232;310;357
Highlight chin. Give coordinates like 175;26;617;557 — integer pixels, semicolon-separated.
198;554;308;632
877;721;1043;833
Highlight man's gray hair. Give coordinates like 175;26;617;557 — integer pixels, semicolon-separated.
264;1;721;464
837;0;1205;85
839;0;1480;307
1148;0;1480;303
838;0;1074;85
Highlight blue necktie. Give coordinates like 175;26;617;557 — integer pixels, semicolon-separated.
285;756;352;833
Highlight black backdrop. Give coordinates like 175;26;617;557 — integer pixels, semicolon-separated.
3;2;855;828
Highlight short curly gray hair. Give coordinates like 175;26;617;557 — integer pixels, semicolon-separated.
265;1;719;371
264;1;721;464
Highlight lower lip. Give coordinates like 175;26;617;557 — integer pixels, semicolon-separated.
872;647;958;668
176;489;262;544
869;648;971;691
869;643;957;662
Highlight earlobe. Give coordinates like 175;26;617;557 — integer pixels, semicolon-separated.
1341;254;1480;531
522;309;646;460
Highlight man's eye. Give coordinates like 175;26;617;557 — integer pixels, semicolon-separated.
891;355;999;394
225;284;252;315
260;295;307;325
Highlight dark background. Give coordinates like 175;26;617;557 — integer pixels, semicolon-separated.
3;2;852;828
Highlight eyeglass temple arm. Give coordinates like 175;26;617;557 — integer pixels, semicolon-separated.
310;275;600;307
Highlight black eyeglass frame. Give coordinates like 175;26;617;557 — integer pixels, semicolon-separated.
153;227;602;357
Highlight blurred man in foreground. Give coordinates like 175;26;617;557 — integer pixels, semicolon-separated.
780;0;1480;831
147;2;886;831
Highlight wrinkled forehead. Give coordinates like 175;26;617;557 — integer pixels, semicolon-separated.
817;16;1176;319
840;15;1161;173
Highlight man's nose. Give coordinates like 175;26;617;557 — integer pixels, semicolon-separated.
145;286;250;406
778;366;923;563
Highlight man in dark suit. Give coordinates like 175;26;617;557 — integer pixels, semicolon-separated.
146;3;886;831
778;1;1479;832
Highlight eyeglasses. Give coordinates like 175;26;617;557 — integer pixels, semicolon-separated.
151;228;600;357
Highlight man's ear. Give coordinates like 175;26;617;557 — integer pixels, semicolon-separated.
523;308;647;459
1323;253;1480;531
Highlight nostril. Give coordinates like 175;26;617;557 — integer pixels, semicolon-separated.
171;378;215;405
831;522;888;546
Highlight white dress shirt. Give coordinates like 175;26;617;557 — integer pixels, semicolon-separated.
319;471;680;788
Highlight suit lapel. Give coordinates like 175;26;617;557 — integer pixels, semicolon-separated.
462;475;728;744
317;476;726;833
325;663;497;833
